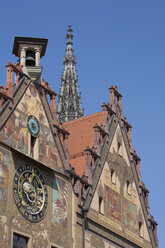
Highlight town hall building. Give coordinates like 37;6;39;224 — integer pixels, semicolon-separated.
0;26;158;248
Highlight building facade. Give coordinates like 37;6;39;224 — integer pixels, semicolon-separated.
0;29;158;248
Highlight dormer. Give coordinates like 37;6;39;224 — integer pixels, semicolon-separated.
12;37;48;81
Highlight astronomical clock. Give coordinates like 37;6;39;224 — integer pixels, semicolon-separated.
13;164;48;222
13;115;48;222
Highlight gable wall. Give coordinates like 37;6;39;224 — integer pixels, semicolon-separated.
0;83;62;171
89;124;151;247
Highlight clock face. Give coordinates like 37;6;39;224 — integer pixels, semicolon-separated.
13;165;48;222
27;115;40;137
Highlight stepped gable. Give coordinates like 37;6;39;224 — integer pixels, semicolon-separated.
64;85;158;248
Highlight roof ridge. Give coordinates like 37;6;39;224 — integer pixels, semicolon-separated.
63;111;103;125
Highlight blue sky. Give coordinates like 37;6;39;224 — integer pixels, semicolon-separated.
0;0;164;246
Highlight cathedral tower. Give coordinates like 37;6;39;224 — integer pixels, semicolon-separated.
57;26;84;123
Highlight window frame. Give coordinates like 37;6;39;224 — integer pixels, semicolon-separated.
139;221;144;238
111;169;116;185
127;180;132;195
11;230;32;248
99;196;104;215
50;244;64;248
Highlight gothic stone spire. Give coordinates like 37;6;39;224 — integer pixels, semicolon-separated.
57;26;84;123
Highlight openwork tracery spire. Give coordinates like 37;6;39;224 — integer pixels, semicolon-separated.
57;25;84;123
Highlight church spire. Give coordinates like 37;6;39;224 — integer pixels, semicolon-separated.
57;25;84;123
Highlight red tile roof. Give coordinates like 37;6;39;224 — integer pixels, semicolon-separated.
63;111;104;176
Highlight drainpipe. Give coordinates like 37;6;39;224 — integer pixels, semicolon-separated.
82;207;89;248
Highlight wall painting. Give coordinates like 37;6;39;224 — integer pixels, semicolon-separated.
52;176;68;229
0;111;28;154
104;185;121;222
123;198;138;232
85;231;123;248
0;83;62;170
0;147;10;212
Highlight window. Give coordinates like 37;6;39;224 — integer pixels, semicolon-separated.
127;180;132;195
139;221;143;237
143;191;146;199
111;169;116;184
99;196;104;215
118;141;122;157
13;233;28;248
30;135;36;157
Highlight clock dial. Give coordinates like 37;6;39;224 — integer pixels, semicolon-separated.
27;115;40;137
13;165;48;222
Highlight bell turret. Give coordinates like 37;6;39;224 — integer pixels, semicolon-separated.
13;37;48;81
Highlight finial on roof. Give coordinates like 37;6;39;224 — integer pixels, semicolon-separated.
66;25;73;45
63;25;75;65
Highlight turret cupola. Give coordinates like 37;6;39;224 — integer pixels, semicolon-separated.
12;37;48;81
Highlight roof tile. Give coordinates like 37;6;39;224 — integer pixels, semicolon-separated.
63;111;103;175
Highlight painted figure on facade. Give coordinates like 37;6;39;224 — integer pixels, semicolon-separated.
123;199;138;231
0;147;10;204
104;185;121;222
52;176;68;229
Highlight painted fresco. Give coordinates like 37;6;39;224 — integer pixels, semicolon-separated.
85;231;123;248
0;111;28;154
123;198;138;231
38;126;58;167
104;185;121;222
52;176;68;228
0;147;10;206
0;83;62;170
